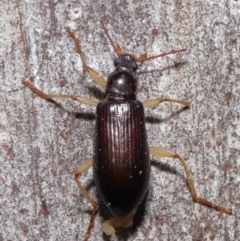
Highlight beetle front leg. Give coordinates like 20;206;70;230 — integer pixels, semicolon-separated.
74;157;97;241
143;98;190;108
22;80;98;106
149;146;232;214
69;31;106;89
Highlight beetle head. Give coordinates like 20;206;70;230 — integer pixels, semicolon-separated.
114;54;138;72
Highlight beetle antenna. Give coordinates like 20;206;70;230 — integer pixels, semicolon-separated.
136;48;187;63
100;20;122;57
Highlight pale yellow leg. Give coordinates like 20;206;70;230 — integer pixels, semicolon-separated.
74;157;97;241
143;98;190;108
149;146;232;214
69;31;106;89
102;212;134;237
22;80;98;106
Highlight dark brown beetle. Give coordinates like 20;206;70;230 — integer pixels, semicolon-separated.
22;20;232;241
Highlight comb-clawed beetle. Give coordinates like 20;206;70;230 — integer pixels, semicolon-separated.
22;20;232;241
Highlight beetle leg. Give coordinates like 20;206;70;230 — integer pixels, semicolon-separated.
149;146;232;214
143;98;190;108
68;31;106;89
74;157;97;241
102;213;134;237
22;80;98;106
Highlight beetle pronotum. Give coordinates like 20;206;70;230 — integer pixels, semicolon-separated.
22;20;232;241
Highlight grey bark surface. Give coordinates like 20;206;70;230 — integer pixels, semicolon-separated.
0;0;239;241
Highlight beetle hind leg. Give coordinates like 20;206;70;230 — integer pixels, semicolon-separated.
102;213;134;237
74;157;97;241
149;146;232;214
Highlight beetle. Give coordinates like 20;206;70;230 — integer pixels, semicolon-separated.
22;20;232;241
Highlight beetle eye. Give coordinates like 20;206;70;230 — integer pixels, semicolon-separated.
114;58;121;66
131;62;138;71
